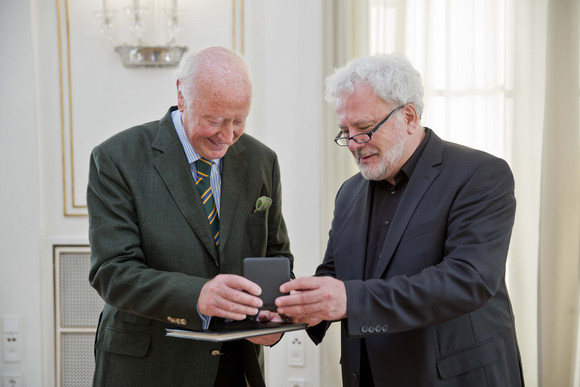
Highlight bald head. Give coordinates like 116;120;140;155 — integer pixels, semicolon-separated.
177;47;252;109
176;47;253;160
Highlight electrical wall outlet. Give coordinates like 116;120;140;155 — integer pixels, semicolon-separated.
288;379;305;387
4;374;21;387
3;316;21;363
287;331;305;367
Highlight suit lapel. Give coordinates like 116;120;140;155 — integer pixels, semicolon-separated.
373;130;444;278
151;108;219;262
218;140;247;253
352;181;373;280
336;177;373;281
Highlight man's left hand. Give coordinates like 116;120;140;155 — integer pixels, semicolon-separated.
246;310;284;346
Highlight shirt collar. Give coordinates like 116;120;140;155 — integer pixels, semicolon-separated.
382;128;431;189
400;127;430;179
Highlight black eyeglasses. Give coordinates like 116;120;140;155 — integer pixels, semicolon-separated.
333;105;405;146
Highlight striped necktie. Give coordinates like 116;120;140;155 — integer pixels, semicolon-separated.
195;158;220;252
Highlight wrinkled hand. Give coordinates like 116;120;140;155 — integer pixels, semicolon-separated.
198;274;263;320
246;310;284;346
275;276;347;325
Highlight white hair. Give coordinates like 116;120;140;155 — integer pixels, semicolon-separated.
325;52;424;119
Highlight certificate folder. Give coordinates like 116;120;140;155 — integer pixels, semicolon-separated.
166;320;308;343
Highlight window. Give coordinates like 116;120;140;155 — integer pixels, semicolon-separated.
369;0;510;158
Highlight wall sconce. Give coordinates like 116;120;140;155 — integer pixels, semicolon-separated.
96;0;187;68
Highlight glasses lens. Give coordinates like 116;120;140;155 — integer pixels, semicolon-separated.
352;133;371;144
334;130;375;146
334;133;373;146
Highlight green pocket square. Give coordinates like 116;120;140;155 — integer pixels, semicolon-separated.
254;196;272;213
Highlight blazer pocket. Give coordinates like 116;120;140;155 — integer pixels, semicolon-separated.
402;217;446;243
248;212;268;256
114;310;152;327
98;327;151;358
436;338;499;379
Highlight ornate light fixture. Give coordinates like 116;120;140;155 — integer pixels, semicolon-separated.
96;0;187;68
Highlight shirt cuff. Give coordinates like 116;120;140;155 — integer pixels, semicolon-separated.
196;304;212;330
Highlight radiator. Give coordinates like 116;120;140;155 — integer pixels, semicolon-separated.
54;245;104;387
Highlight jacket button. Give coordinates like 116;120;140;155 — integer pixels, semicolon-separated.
361;326;368;333
180;319;187;325
211;350;223;356
381;324;389;332
375;325;382;332
368;325;375;333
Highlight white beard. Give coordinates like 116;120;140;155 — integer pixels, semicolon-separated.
356;130;406;181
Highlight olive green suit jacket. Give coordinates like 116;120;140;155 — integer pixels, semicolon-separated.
87;107;293;386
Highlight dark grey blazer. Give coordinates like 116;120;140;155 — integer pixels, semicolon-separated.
87;107;292;386
309;129;523;386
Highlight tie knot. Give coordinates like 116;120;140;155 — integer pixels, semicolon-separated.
196;158;213;179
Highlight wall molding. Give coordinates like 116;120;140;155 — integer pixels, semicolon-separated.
57;0;245;216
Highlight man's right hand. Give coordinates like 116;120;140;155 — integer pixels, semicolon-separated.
275;276;347;324
198;274;263;320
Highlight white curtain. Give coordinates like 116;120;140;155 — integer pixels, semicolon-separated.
539;1;580;386
320;2;370;385
323;0;580;386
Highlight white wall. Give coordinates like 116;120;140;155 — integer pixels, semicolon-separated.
0;1;43;386
0;0;338;386
245;2;327;385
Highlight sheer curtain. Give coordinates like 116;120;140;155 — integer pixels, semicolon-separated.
539;1;580;386
323;0;580;386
